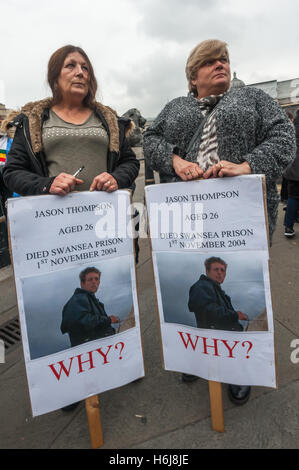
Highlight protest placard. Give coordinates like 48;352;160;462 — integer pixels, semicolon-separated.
145;175;276;389
8;190;144;417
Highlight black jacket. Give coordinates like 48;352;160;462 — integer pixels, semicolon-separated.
61;288;115;347
188;275;243;331
284;114;299;182
3;99;140;196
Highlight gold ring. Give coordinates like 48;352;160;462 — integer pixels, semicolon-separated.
219;163;224;168
106;180;111;185
185;171;190;176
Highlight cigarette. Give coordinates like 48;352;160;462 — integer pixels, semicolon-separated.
73;166;85;177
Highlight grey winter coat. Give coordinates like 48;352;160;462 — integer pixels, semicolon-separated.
143;87;296;241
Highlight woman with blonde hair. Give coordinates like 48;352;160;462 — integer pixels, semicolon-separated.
143;39;295;404
144;39;295;242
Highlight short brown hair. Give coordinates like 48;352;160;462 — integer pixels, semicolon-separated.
185;39;229;96
47;45;98;108
204;257;227;271
79;267;101;283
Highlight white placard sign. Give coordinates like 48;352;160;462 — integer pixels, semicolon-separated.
8;190;144;416
145;175;276;388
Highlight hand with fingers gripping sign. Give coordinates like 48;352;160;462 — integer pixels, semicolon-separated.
89;172;119;193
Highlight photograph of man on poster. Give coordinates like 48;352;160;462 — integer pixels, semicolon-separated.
188;257;248;332
156;251;269;333
21;255;135;360
61;267;120;347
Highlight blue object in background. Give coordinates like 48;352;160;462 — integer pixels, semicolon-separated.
6;138;12;153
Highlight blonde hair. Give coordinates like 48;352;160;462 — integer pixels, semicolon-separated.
185;39;230;96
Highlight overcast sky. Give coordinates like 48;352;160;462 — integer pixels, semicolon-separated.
1;0;299;118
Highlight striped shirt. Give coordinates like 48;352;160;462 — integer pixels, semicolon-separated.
196;94;224;171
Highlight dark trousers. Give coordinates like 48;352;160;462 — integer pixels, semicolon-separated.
285;197;299;229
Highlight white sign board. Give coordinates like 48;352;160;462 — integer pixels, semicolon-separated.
145;176;276;388
8;190;144;416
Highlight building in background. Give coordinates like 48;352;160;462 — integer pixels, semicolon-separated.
0;103;11;123
231;72;299;116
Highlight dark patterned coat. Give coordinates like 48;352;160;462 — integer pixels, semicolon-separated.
143;87;296;241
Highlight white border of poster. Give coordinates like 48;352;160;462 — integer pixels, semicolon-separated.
8;190;144;416
145;175;276;388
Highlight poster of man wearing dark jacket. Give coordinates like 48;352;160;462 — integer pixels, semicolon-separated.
61;267;120;347
188;256;248;332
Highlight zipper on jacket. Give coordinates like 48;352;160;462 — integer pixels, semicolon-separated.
14;118;39;165
23;122;40;165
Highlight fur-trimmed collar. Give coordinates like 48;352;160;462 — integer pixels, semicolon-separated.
1;98;134;154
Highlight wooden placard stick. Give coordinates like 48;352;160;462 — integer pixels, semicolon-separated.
208;381;224;433
85;395;103;449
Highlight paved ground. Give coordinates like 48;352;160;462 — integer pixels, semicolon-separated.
0;160;298;450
